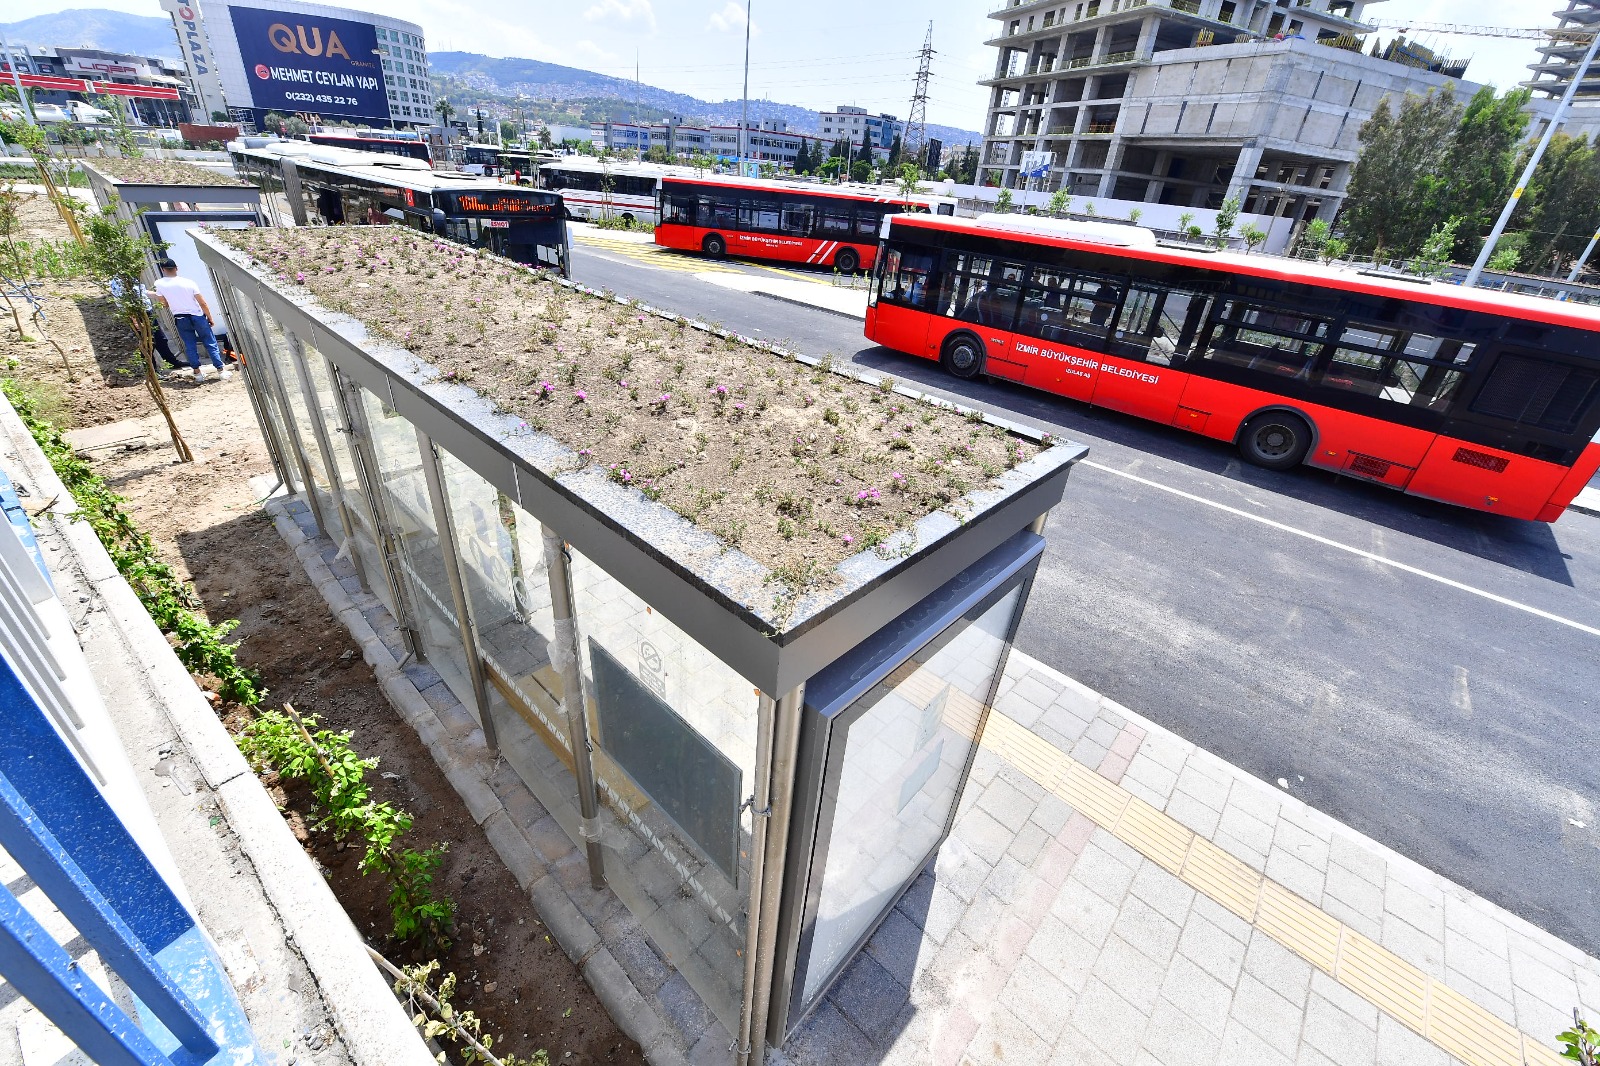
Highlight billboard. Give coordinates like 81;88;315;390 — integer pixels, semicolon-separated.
229;5;389;122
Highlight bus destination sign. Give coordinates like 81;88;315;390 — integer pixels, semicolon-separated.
449;192;559;218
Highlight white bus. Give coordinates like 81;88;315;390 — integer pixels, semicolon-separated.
534;159;685;225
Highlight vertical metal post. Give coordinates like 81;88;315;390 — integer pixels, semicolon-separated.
1465;28;1600;288
734;690;779;1066
1566;225;1600;283
740;0;752;176
1;35;36;126
282;329;370;590
540;524;606;890
323;361;415;644
213;284;292;494
747;684;805;1066
1028;508;1050;536
416;429;498;753
239;299;329;535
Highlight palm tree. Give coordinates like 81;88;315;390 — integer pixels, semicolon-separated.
434;98;455;125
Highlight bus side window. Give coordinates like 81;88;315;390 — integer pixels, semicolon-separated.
884;250;935;309
854;209;881;241
1202;300;1329;378
819;210;852;237
781;202;814;236
1115;285;1201;366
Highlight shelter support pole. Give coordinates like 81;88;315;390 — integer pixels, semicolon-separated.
736;683;805;1066
416;428;498;754
540;525;606;890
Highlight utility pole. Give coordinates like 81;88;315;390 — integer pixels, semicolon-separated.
905;22;933;166
739;0;752;177
1464;26;1600;287
1;34;36;125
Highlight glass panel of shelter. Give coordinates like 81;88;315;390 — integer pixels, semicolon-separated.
256;309;347;542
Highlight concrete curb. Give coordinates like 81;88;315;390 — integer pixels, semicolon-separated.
263;496;693;1066
0;397;435;1066
1569;487;1600;518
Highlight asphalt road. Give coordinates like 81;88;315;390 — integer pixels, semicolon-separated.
569;237;1600;955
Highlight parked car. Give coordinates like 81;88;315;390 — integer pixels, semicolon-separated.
68;100;113;123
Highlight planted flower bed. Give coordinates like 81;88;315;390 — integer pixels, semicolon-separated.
214;227;1039;582
85;156;248;188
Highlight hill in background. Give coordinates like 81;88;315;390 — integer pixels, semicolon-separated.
0;10;984;145
0;9;178;61
430;52;982;145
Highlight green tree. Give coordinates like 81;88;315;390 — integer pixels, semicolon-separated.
98;95;141;158
1297;217;1332;258
1486;245;1522;272
1422;86;1531;258
1411;216;1463;278
645;145;671;163
536;126;553;149
283;116;309;137
1214;195;1241;247
792;139;811;174
434;97;456;126
1340;87;1461;256
995;187;1014;214
887;133;903;170
1240;223;1267;253
1047;187;1071;217
1514;133;1600;275
499;118;517;143
849;158;871;183
895;162;925;207
79;200;190;459
261;110;286;135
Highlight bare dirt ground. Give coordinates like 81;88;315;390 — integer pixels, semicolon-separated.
3;193;645;1066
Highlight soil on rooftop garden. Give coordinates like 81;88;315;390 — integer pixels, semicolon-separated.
4;200;646;1066
215;226;1040;586
86;156;247;187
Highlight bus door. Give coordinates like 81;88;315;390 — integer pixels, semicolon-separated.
872;246;938;355
939;254;1026;380
497;219;569;275
1089;282;1199;423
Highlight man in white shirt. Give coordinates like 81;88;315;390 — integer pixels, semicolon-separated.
152;259;229;382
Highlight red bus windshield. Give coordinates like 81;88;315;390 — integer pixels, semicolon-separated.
866;215;1600;522
656;177;949;273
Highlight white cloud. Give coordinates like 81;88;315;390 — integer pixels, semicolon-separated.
573;39;624;67
582;0;656;29
707;1;759;36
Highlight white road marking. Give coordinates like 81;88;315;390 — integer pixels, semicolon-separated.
1081;459;1600;640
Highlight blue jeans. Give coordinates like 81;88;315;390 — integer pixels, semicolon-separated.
173;314;223;371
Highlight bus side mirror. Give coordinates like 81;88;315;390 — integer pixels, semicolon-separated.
432;208;447;231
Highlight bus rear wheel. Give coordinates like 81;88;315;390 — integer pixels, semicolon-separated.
834;247;860;274
941;334;985;380
1239;411;1312;471
703;233;727;257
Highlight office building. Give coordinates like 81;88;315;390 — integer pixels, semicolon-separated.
818;105;903;161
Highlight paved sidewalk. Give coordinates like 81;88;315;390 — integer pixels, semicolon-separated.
775;650;1599;1066
1570;486;1600;517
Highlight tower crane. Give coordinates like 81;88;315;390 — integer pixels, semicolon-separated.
1368;20;1595;42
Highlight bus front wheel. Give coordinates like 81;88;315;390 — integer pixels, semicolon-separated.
941;334;985;380
834;248;860;274
704;234;727;257
1239;411;1312;471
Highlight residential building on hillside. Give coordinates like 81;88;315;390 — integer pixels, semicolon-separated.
0;43;197;126
819;105;904;161
975;0;1488;228
592;117;831;168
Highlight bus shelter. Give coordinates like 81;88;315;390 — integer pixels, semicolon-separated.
193;228;1086;1062
81;158;263;351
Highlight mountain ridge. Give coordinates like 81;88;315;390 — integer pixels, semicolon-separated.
0;10;983;144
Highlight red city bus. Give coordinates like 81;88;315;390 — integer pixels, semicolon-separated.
866;214;1600;522
655;176;955;274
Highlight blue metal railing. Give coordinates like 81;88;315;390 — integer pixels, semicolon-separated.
0;476;261;1064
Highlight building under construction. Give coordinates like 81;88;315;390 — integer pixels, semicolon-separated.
976;0;1491;228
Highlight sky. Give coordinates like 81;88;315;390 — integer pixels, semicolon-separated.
0;0;1560;133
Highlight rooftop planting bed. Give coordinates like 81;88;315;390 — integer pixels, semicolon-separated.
217;229;1050;578
87;157;248;188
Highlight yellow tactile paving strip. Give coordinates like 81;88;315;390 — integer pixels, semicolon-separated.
975;710;1570;1066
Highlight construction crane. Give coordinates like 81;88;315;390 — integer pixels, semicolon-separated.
1369;20;1595;42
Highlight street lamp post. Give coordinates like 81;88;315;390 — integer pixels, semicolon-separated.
1464;27;1600;288
739;0;751;177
